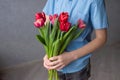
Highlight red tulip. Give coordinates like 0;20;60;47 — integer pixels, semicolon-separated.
35;12;46;22
58;12;69;23
60;22;71;32
49;14;58;24
34;19;45;28
78;19;86;29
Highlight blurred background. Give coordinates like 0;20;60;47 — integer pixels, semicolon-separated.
0;0;120;80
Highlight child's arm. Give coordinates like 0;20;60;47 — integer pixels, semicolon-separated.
70;29;107;60
43;29;107;70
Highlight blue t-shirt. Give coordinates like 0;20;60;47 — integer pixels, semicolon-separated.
43;0;108;73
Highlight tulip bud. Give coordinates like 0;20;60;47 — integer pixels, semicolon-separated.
49;14;58;24
34;19;45;28
58;12;69;23
35;12;46;22
60;22;71;32
78;19;86;29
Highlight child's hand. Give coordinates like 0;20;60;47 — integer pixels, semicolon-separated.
43;52;75;70
43;55;51;70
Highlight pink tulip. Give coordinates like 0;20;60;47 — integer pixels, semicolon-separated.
78;19;86;29
49;14;58;24
34;19;45;28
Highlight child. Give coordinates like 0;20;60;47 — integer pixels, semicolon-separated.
43;0;108;80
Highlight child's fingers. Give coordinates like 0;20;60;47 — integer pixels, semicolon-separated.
49;60;60;66
49;56;58;61
56;65;65;70
44;58;52;66
44;57;59;66
43;61;50;70
43;55;48;60
43;55;52;66
44;60;61;70
49;63;63;70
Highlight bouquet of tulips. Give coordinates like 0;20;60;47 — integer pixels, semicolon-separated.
34;12;86;80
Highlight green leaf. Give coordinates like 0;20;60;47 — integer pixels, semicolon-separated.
63;25;77;41
59;32;75;54
48;19;59;55
58;26;77;54
50;19;59;43
73;29;84;40
43;45;49;55
36;35;46;46
59;28;85;54
38;26;45;38
52;39;61;56
44;21;50;47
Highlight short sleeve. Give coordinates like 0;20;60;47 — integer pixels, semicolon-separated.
42;0;54;15
90;0;109;29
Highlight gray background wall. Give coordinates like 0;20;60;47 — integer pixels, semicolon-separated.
0;0;120;69
0;0;46;68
